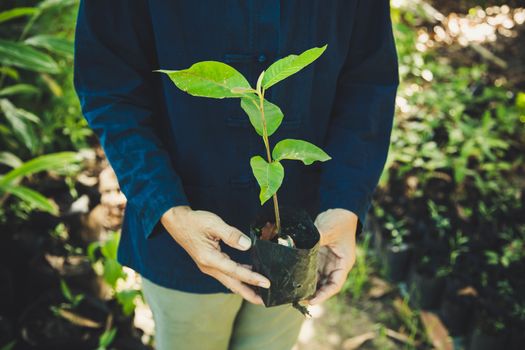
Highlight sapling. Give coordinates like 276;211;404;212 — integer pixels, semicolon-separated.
157;45;331;242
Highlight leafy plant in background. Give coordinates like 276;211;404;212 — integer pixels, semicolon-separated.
88;232;143;317
158;45;331;238
0;151;79;218
59;279;84;308
49;279;94;327
0;0;89;158
96;328;117;350
373;206;410;248
384;214;410;248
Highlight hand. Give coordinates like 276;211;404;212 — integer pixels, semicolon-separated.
161;205;270;305
308;208;358;305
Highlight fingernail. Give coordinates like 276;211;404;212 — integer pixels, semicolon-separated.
238;235;252;249
258;280;270;288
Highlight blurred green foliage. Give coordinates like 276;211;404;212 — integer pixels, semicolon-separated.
373;2;525;334
0;0;89;220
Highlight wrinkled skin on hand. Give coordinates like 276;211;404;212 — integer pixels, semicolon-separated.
307;208;358;305
161;205;271;305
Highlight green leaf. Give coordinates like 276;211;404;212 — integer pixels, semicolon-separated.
0;98;39;152
0;151;79;188
250;156;284;205
116;290;141;316
0;151;22;168
156;61;250;99
60;279;73;302
103;259;124;287
101;232;120;260
0;39;59;73
240;96;283;136
98;328;117;349
87;241;100;262
516;92;525;110
0;340;16;350
24;35;74;57
0;67;19;80
0;7;39;24
230;87;256;94
272;139;331;165
39;0;78;9
262;44;327;89
0;84;40;97
2;185;58;214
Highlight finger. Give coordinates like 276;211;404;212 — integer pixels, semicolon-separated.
309;268;348;305
240;264;253;270
213;223;252;251
207;251;271;288
213;270;264;305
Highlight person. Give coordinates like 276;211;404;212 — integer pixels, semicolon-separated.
73;0;398;349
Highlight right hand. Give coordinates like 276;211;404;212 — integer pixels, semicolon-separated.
161;205;270;305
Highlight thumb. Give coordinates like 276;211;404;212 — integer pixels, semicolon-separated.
215;223;252;251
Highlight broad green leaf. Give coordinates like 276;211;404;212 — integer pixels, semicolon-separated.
39;0;78;9
42;74;63;96
250;156;284;205
0;151;22;168
101;232;120;260
230;87;256;94
60;279;73;301
0;99;39;122
0;340;16;350
103;259;124;287
0;7;39;24
157;61;250;99
240;96;283;136
262;44;327;89
0;98;39;152
0;84;39;97
272;138;331;165
24;35;74;57
0;39;59;73
116;290;141;316
2;185;58;215
0;151;79;187
87;241;100;263
516;92;525;110
0;67;19;80
98;328;118;349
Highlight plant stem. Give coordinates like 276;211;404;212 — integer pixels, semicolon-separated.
258;89;281;236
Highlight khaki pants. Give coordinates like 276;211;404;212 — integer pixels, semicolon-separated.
141;277;305;350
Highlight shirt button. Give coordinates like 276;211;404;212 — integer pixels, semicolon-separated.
257;54;267;63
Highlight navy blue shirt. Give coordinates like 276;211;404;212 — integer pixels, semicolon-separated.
73;0;398;293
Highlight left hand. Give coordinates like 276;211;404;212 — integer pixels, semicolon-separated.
307;208;358;305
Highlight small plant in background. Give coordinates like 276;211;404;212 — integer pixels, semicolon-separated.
384;214;410;248
59;279;84;308
88;232;143;317
427;200;450;242
0;151;80;219
96;328;117;350
49;280;102;329
447;230;469;271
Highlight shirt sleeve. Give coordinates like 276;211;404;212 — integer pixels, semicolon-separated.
73;0;190;239
318;0;399;235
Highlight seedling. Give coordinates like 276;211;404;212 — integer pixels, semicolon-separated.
156;44;331;241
